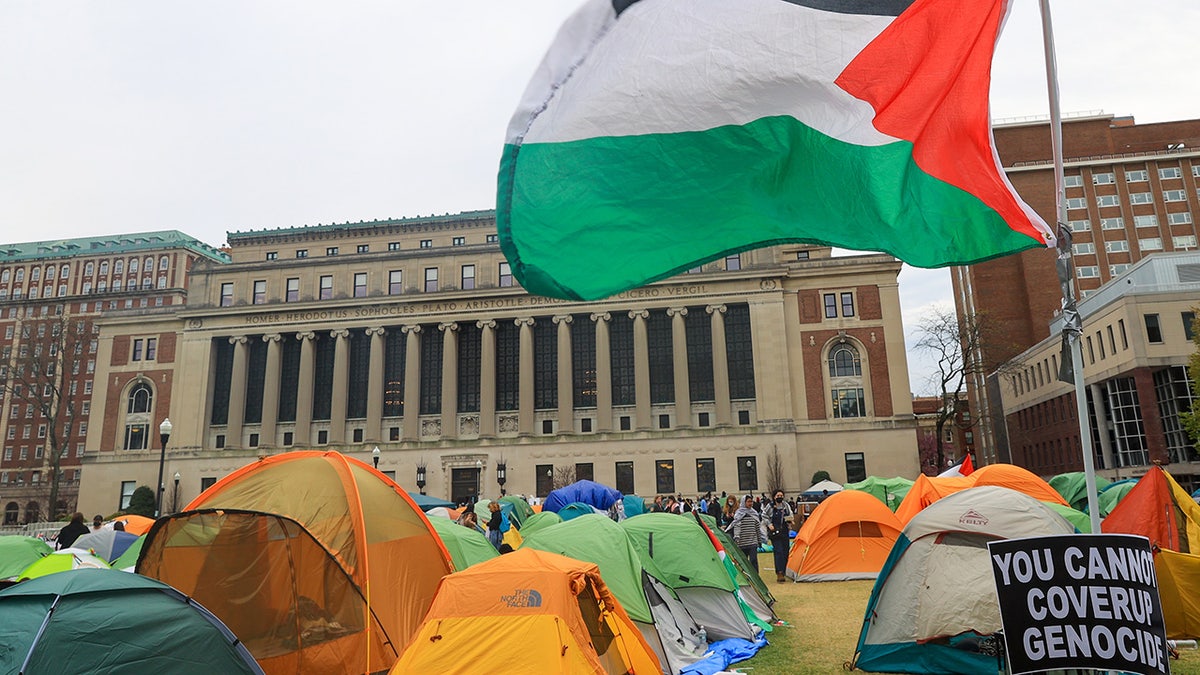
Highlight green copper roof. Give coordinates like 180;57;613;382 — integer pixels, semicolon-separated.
0;230;230;263
226;210;496;241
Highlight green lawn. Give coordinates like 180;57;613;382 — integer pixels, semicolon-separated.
736;554;1200;674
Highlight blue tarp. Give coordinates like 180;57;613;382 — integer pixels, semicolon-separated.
679;636;768;675
543;480;621;513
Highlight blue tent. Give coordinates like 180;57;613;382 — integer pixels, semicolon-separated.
622;495;647;518
557;502;601;522
543;480;621;513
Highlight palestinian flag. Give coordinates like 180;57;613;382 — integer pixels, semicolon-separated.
498;0;1054;301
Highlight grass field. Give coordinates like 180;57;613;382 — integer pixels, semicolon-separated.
734;554;1200;674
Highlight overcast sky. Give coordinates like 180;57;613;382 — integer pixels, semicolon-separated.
2;1;1196;394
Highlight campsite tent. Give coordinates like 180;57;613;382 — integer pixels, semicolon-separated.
893;464;1067;524
19;548;110;580
1099;478;1138;516
622;513;762;641
145;450;452;675
892;474;974;524
428;515;499;571
622;495;647;518
543;479;622;514
520;510;563;538
1103;466;1200;638
557;501;601;521
853;486;1076;674
786;490;902;581
407;492;456;511
0;535;51;581
111;534;145;571
696;512;777;624
499;495;535;527
1042;502;1091;533
843;476;913;512
391;548;662;674
801;479;844;501
109;514;155;535
0;568;263;674
523;514;707;674
73;528;140;563
1048;471;1112;511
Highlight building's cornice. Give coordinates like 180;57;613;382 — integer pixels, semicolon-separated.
0;230;229;264
226;210;496;246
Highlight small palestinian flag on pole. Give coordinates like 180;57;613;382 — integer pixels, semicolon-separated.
692;510;772;634
498;0;1053;301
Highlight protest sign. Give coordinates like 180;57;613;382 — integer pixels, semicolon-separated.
988;534;1168;675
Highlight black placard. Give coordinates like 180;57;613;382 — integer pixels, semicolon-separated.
988;534;1168;675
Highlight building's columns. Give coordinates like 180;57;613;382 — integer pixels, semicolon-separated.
478;319;497;437
260;333;283;448
516;317;536;435
782;290;808;422
295;332;316;444
1089;383;1117;470
365;327;385;443
630;309;651;430
667;307;691;428
554;315;574;434
226;336;249;448
749;297;793;421
440;322;459;440
707;305;732;427
328;329;350;445
402;325;422;442
592;312;613;432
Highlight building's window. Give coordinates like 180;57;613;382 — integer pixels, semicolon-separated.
1092;172;1115;185
326;247;339;256
1159;167;1182;180
283;432;294;446
461;264;476;290
541;419;554;435
696;458;716;493
317;430;328;445
1118;319;1128;350
132;339;144;361
120;481;136;510
457;323;481;413
832;388;866;418
648;310;674;405
1168;212;1193;225
610;313;635;406
823;293;838;319
685;308;715;403
725;254;741;271
1133;215;1158;228
656;459;675;494
253;280;266;304
1145;314;1163;343
1126;169;1148;182
286;278;299;302
1164;190;1187;202
1105;240;1129;254
383;331;407;417
249;432;261;447
571;462;593;483
572;314;597;408
1182;312;1196;342
1139;238;1163;251
36;425;45;439
200;476;217;492
424;267;438;292
1065;197;1086;210
356;244;369;254
159;255;168;270
1109;264;1131;276
266;251;277;261
537;464;554;497
738;409;751;425
581;418;593;433
219;282;233;307
1128;192;1152;205
388;270;403;295
419;324;443;415
1100;217;1124;230
353;272;367;298
795;250;810;260
1064;175;1083;188
452;236;465;246
296;249;308;258
1077;266;1099;278
737;456;758;491
420;239;432;249
1174;235;1198;250
124;423;148;450
698;412;710;427
1194;166;1200;178
841;292;855;317
388;242;400;251
99;261;108;275
620;415;632;431
828;344;862;377
1072;242;1095;255
845;452;867;483
499;262;513;288
658;414;670;429
486;234;498;243
726;304;756;399
534;319;558;410
319;275;333;300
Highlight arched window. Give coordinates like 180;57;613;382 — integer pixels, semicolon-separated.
24;501;40;525
159;255;169;270
84;262;94;276
99;261;109;275
828;345;862;377
128;382;153;413
826;340;867;419
129;258;139;274
124;382;153;450
4;502;18;526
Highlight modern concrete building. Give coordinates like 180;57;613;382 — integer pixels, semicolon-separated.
953;113;1200;463
77;211;920;513
997;252;1199;487
0;232;229;524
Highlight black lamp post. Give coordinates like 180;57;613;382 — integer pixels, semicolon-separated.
496;460;507;497
475;459;483;503
372;446;380;470
416;461;427;495
172;471;181;513
155;418;172;517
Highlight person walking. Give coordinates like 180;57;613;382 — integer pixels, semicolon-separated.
56;512;90;550
724;495;766;572
721;495;738;527
762;489;795;583
486;501;504;551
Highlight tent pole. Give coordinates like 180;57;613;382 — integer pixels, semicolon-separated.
1037;0;1102;533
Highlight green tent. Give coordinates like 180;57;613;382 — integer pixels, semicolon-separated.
0;568;263;674
428;516;498;571
523;514;707;674
1042;501;1092;533
498;495;535;527
407;492;456;511
1048;472;1112;512
0;535;52;581
1099;479;1138;517
520;511;562;538
696;513;776;616
844;476;915;512
111;534;146;571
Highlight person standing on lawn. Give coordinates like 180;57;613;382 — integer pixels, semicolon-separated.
725;495;767;572
762;489;794;582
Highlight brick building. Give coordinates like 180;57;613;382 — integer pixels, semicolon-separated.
912;393;971;475
953;114;1200;464
0;232;228;524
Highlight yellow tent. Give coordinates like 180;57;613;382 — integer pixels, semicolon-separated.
392;548;661;674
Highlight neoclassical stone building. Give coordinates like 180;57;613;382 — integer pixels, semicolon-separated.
78;211;919;512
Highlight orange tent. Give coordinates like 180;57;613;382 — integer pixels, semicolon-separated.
786;489;902;581
392;548;661;675
894;465;1067;524
140;451;452;674
112;514;155;535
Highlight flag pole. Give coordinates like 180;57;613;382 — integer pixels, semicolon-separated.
1038;0;1102;534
